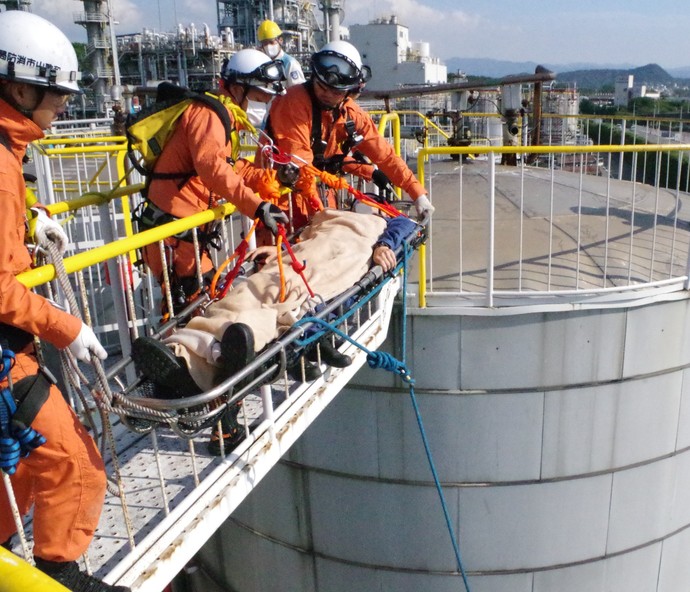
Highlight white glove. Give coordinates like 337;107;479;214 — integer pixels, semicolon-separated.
32;208;69;254
67;323;108;363
414;194;435;219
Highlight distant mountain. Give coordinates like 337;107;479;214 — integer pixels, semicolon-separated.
444;57;686;90
557;63;676;90
668;66;690;78
445;57;636;78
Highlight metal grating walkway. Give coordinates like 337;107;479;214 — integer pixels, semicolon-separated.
88;276;402;591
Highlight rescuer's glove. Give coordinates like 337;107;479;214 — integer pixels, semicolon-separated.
32;208;69;254
414;194;435;219
372;168;394;195
255;202;289;235
67;323;108;363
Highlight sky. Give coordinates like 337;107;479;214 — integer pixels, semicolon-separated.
29;0;690;70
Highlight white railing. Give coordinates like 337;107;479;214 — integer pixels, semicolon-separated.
417;143;690;311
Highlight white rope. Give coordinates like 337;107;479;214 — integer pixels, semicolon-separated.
45;240;138;549
1;472;32;562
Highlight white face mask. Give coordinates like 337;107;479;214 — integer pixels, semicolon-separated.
264;42;281;59
245;99;268;128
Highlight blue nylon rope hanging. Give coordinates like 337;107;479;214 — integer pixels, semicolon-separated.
398;241;472;592
296;239;471;591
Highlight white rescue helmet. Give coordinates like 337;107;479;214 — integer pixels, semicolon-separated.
311;40;369;91
0;11;82;94
221;48;286;95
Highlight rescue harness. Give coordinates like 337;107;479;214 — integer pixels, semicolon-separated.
0;348;48;475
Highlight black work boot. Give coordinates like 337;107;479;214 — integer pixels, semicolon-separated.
35;557;131;592
207;403;245;456
1;536;12;551
287;357;323;382
131;336;201;398
308;337;352;368
215;323;256;386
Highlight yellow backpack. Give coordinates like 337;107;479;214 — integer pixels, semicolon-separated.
125;82;253;191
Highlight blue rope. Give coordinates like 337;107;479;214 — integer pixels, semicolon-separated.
0;348;47;475
297;243;472;590
398;243;471;591
293;264;398;350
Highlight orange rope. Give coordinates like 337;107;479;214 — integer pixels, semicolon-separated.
256;168;282;203
294;165;323;212
303;162;406;219
318;169;349;190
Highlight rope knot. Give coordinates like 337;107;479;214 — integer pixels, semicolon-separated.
366;351;415;384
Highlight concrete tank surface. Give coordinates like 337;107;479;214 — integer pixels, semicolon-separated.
196;295;690;591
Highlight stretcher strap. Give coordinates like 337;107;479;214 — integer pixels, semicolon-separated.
210;221;258;300
347;186;405;219
276;225;315;300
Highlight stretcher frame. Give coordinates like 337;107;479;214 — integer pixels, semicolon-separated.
106;212;427;438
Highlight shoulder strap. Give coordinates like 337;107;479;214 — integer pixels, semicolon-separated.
305;81;327;163
196;92;233;145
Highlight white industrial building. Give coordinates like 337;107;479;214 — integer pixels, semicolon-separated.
614;74;660;107
349;16;447;92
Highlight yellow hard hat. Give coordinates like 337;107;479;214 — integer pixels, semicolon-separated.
258;20;282;42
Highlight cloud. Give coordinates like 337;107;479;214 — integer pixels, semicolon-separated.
31;0;144;41
109;0;145;31
343;0;481;59
31;0;84;38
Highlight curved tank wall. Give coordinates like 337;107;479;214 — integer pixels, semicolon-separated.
197;296;690;592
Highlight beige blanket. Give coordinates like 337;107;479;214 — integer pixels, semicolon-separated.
166;208;387;390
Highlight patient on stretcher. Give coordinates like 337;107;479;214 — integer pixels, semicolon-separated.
131;208;417;395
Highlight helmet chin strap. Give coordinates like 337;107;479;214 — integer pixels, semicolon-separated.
0;82;45;121
225;81;249;108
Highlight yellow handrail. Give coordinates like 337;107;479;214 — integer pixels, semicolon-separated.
375;112;403;199
376;112;401;157
36;136;127;146
42;184;144;216
18;200;238;289
0;547;70;592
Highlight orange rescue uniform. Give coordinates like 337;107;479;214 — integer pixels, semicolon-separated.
0;98;107;562
142;97;265;283
267;82;426;230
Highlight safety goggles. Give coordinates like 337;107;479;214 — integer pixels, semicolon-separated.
312;51;362;90
247;60;285;94
250;60;284;84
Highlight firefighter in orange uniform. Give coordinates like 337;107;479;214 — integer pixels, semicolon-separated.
140;49;289;311
264;40;435;232
0;11;129;592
